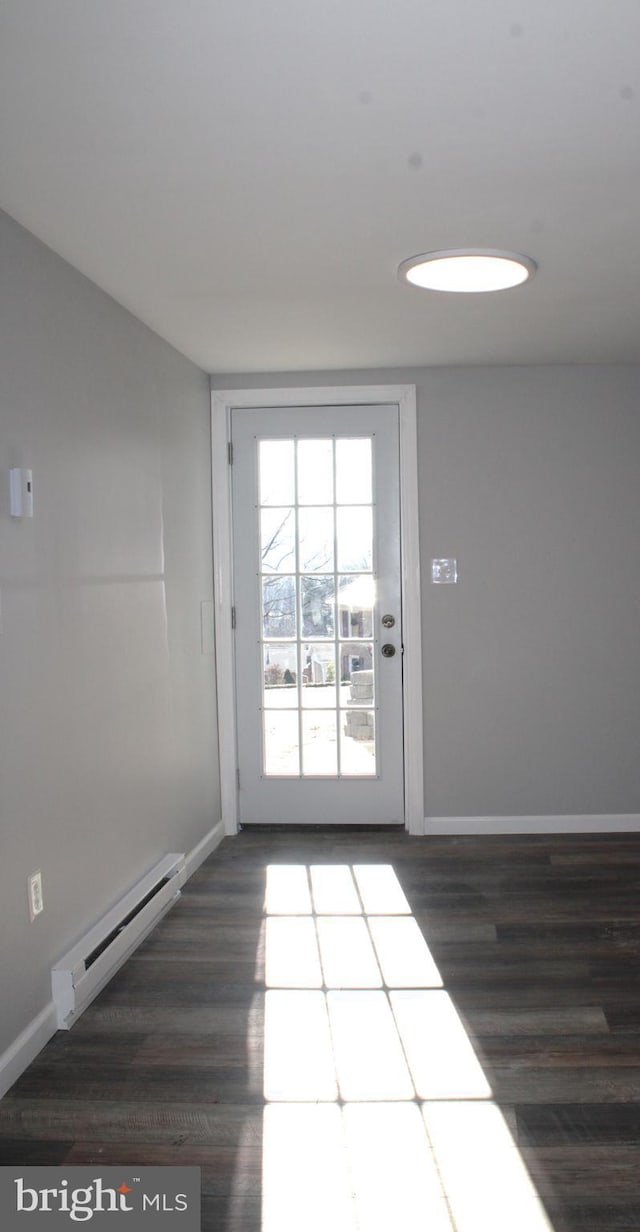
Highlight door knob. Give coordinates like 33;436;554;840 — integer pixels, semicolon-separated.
381;643;396;658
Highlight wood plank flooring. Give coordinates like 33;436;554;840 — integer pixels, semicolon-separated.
2;830;640;1230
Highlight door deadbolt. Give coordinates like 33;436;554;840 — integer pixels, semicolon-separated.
381;614;395;628
381;643;396;658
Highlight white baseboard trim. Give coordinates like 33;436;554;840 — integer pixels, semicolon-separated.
0;1002;58;1100
1;822;227;1101
184;818;226;878
425;814;640;835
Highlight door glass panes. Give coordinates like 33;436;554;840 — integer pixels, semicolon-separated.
260;440;295;506
339;643;374;705
302;712;338;776
341;711;376;775
263;576;297;638
337;507;373;572
301;644;336;708
258;437;376;778
261;507;296;573
338;575;374;639
297;439;334;505
298;507;334;572
336;438;372;504
301;576;335;639
263;644;298;708
264;711;300;776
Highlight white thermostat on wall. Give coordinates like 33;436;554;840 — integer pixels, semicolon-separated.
9;468;34;518
431;558;458;584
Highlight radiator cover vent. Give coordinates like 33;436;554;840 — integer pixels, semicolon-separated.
52;853;186;1029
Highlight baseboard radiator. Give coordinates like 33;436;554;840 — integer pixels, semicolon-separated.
52;853;186;1029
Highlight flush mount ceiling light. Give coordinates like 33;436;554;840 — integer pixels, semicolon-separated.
398;248;537;293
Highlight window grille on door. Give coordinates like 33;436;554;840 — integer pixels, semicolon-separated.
258;436;377;778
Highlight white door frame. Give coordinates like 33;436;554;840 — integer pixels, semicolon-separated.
210;385;423;836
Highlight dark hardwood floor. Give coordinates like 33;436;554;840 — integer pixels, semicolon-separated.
2;830;640;1230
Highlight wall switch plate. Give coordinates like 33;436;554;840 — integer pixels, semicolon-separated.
27;870;44;921
10;468;34;518
431;558;458;584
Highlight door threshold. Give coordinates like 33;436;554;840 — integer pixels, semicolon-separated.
239;823;405;833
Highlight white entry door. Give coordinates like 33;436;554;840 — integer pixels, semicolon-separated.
231;403;404;825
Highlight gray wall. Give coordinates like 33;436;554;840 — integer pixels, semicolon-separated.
213;365;640;819
1;210;220;1055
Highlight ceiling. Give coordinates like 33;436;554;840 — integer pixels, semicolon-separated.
1;1;639;374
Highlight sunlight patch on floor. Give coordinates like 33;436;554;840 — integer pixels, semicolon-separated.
391;990;492;1100
423;1101;554;1232
261;863;555;1232
317;916;383;988
264;916;322;988
328;990;416;1101
343;1102;454;1232
353;863;412;914
264;990;337;1102
368;915;443;987
265;864;312;915
310;864;362;914
262;1104;354;1232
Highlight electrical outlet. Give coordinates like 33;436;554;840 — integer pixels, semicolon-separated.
28;870;43;921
